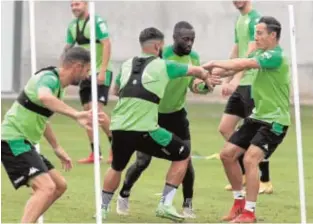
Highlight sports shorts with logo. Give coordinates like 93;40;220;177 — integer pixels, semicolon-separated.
1;140;54;189
79;71;113;106
229;118;288;159
111;129;190;171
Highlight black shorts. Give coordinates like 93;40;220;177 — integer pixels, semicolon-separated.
111;130;190;171
158;108;190;140
79;71;113;106
224;85;255;119
229;118;288;159
1;140;54;189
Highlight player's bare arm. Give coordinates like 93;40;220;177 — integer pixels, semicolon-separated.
112;84;120;96
187;66;222;90
214;44;239;84
44;123;72;171
203;58;259;72
44;122;60;149
98;38;111;84
38;87;80;119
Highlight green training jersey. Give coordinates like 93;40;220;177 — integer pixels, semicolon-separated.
66;15;112;85
158;45;200;114
249;46;291;126
111;53;189;132
235;9;261;86
1;70;64;148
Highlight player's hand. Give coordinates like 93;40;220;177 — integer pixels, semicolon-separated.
75;110;107;130
204;75;222;87
211;67;226;76
202;61;215;72
97;70;106;85
54;146;72;171
75;111;93;130
221;83;237;97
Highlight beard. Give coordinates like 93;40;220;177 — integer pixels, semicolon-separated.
158;49;163;58
174;43;191;56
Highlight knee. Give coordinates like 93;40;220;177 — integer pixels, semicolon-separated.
55;178;67;198
220;146;237;163
220;150;232;163
136;156;152;171
243;153;259;170
35;179;56;198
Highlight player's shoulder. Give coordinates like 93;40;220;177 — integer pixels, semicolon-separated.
35;70;59;85
189;50;200;60
162;45;175;59
266;46;284;58
68;18;78;28
95;15;107;24
121;57;133;67
249;9;262;20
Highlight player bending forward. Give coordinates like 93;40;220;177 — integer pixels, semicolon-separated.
1;47;105;223
203;16;290;223
97;27;221;222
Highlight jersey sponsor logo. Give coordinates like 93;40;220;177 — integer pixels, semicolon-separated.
13;176;25;185
97;17;104;23
99;22;107;34
261;52;272;59
28;167;40;176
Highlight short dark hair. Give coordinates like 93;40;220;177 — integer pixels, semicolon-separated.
174;21;193;33
63;47;90;65
259;16;282;40
139;27;164;44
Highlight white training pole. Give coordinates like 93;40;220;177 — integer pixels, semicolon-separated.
28;1;43;223
288;5;307;224
28;0;39;150
89;2;102;223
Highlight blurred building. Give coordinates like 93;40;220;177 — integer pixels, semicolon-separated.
1;1;312;103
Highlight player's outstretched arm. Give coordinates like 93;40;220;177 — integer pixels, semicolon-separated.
44;123;72;171
111;72;121;97
38;87;79;119
187;66;222;91
203;58;259;73
96;17;111;84
44;122;60;150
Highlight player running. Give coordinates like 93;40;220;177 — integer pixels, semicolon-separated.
64;0;113;164
216;0;273;194
97;27;221;222
116;21;210;219
1;47;104;223
204;16;290;223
